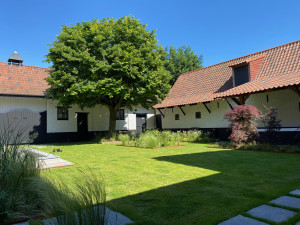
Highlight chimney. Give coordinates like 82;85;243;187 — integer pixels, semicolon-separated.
8;51;23;67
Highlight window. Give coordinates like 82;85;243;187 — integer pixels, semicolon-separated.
195;112;201;119
175;114;180;120
116;109;125;120
234;64;249;87
57;107;68;120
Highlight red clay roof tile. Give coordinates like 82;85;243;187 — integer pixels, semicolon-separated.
0;62;49;96
155;40;300;108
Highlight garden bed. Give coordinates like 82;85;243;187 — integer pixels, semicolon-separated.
101;141;122;144
118;130;216;149
209;143;300;154
117;144;187;149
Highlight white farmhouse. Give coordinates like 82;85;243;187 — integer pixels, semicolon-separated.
0;52;155;142
154;40;300;144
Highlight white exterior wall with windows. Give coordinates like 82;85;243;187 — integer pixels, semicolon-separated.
158;88;300;130
46;100;155;133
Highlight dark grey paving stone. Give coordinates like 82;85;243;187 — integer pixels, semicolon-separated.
295;220;300;225
270;195;300;209
218;215;269;225
247;204;297;223
290;189;300;196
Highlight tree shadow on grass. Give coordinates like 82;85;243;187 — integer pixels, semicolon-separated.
107;150;300;225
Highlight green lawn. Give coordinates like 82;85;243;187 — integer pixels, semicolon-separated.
36;143;300;225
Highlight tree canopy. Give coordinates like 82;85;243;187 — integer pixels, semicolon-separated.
165;45;203;86
45;16;171;136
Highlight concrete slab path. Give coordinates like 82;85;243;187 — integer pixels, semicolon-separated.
290;189;300;196
218;215;269;225
247;204;297;223
270;196;300;209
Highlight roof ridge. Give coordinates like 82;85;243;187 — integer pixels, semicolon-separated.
180;39;300;76
0;62;49;69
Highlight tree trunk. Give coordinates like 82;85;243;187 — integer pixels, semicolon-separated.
107;105;118;138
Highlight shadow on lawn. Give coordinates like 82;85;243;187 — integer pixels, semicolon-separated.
107;150;300;225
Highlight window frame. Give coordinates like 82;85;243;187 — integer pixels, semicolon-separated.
57;106;69;120
195;112;201;119
233;64;250;87
175;114;180;120
116;109;125;120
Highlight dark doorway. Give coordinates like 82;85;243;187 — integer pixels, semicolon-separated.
136;113;147;134
77;113;88;141
156;114;162;130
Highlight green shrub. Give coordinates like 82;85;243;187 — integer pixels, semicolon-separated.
135;131;159;148
159;131;175;147
119;134;130;146
237;144;300;153
185;130;203;142
173;132;182;146
216;142;300;153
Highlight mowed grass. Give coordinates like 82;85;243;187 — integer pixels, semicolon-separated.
36;143;300;225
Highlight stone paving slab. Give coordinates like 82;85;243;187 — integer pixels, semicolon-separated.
296;220;300;225
218;215;269;225
270;195;300;209
39;158;75;169
247;204;297;223
290;189;300;196
14;207;133;225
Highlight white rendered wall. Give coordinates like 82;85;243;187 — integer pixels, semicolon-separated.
47;101;155;133
0;96;47;142
0;96;46;113
160;89;300;129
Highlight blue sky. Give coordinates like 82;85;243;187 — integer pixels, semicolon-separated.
0;0;299;67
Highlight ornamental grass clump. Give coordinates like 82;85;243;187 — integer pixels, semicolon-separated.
119;134;130;146
224;105;262;147
135;130;159;148
0;125;41;224
39;169;107;225
133;130;181;148
159;131;175;147
186;130;202;142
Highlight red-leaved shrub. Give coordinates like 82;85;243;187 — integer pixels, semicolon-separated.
224;105;262;147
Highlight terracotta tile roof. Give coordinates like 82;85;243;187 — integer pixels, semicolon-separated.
215;71;300;98
155;40;300;108
0;62;49;97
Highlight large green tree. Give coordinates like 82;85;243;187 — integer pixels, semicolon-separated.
165;45;203;86
45;16;171;137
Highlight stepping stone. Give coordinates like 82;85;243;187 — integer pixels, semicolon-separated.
13;223;29;225
290;189;300;196
218;215;269;225
296;220;300;225
247;204;297;223
270;196;300;209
